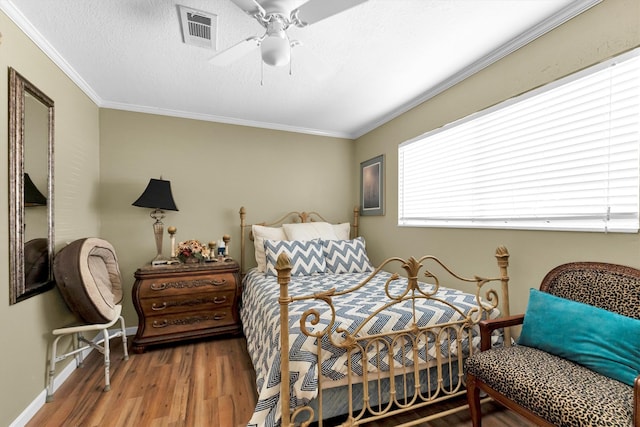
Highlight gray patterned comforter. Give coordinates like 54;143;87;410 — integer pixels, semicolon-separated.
240;268;499;427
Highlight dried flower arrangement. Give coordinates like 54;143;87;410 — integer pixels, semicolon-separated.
176;239;210;263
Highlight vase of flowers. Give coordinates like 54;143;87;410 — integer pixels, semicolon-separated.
176;239;210;264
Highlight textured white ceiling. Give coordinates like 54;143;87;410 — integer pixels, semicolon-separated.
1;0;598;138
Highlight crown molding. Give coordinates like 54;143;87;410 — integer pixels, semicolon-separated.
351;0;603;139
1;0;601;140
0;0;103;105
101;101;355;139
1;0;352;139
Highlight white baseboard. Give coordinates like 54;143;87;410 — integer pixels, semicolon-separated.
9;326;137;427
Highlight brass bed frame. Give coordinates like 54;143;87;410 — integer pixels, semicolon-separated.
239;207;511;427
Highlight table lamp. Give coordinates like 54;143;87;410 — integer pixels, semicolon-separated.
24;173;47;207
132;178;178;264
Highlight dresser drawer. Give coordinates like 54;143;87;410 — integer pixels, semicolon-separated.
138;290;235;315
142;308;236;337
137;272;237;298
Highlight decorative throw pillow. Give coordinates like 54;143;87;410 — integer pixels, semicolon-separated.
252;225;287;273
332;223;351;240
518;288;640;387
322;237;373;274
283;222;338;241
264;239;326;277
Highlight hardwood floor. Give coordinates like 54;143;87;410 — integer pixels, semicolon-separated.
28;336;536;427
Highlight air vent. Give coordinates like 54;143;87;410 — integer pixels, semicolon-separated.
178;5;217;49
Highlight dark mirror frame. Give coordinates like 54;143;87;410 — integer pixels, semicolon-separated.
9;67;55;304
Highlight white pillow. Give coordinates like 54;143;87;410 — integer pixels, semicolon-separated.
333;223;351;240
283;222;338;241
252;225;287;272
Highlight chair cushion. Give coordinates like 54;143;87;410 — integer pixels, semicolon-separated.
24;238;49;284
54;238;123;323
465;345;634;427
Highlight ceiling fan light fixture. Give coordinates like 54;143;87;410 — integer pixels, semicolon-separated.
261;17;290;66
261;35;290;66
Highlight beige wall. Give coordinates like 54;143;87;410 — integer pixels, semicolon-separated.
354;0;640;317
98;109;354;326
0;10;101;426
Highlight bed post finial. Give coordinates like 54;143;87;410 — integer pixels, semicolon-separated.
276;253;292;426
353;206;360;238
495;245;509;267
240;207;246;275
495;246;511;345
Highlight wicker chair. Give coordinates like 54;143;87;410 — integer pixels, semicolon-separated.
465;261;640;427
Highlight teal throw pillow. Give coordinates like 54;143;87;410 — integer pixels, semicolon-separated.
518;288;640;387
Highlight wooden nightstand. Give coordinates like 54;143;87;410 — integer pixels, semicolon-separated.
131;259;241;353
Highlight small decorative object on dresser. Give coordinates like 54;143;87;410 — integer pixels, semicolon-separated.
131;259;241;353
222;234;231;257
167;226;177;258
175;239;210;263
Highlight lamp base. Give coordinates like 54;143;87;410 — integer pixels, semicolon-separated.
151;258;181;266
151;257;169;265
151;213;166;265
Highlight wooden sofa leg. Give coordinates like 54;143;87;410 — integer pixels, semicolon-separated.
467;373;482;427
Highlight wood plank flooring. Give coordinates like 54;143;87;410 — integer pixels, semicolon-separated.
28;336;536;427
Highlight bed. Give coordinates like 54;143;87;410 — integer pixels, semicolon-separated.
239;207;511;427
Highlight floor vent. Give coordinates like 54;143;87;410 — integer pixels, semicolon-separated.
178;5;217;49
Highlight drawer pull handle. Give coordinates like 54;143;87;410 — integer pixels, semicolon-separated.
213;313;227;321
151;302;168;311
152;320;168;328
213;296;227;304
212;279;227;287
148;279;230;290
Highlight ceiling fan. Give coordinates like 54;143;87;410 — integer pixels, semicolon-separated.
210;0;369;68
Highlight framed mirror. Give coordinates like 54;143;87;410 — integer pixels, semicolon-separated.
9;67;55;304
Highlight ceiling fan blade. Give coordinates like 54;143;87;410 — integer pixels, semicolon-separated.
209;37;261;66
229;0;265;17
294;0;369;26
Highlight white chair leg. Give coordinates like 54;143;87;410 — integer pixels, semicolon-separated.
75;333;85;368
46;335;63;402
102;328;111;392
119;315;129;361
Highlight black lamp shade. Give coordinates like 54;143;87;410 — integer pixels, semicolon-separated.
132;178;179;211
24;173;47;207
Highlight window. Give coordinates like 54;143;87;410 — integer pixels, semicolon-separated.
398;48;640;233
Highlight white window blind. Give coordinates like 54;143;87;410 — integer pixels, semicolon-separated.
398;48;640;233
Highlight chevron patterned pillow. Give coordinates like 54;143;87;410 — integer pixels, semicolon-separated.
264;239;327;276
322;237;373;274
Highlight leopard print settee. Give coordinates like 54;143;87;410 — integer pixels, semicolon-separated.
465;261;640;427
